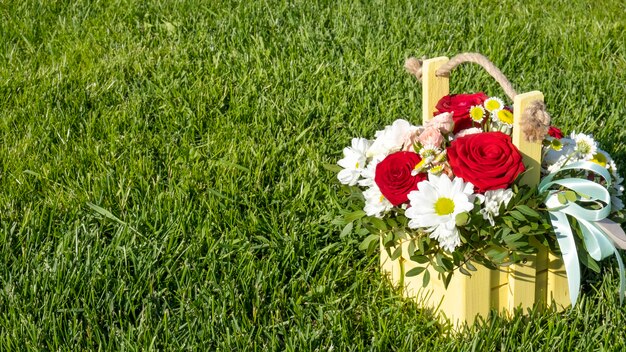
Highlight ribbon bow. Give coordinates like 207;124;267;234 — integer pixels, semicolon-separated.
538;161;626;306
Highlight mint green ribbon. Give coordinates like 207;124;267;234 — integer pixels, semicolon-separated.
538;161;625;306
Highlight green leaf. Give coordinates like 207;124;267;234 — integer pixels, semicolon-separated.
485;246;509;262
455;212;470;226
358;234;379;251
345;210;366;223
443;272;453;288
383;231;393;246
409;254;430;264
441;257;454;271
368;217;388;231
390;246;402;261
466;261;477;271
339;223;353;238
459;266;471;276
422;270;430;287
432;264;447;273
515;205;540;218
406;266;426;277
565;190;578;202
322;163;343;173
557;193;567;205
87;202;126;225
578;250;601;273
509;210;526;222
504;232;525;243
408;240;416;257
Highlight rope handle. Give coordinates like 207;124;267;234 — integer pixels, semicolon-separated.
405;53;518;100
404;52;550;142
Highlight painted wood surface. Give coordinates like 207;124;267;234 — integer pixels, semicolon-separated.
422;57;449;123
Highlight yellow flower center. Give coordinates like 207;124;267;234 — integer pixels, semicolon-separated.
470;106;485;122
497;109;514;125
434;197;455;216
551;139;563;151
590;152;607;167
414;159;426;171
485;99;502;112
429;164;444;175
355;162;359;168
577;141;592;155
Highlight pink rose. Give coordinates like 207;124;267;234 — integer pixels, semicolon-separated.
401;126;424;152
418;127;444;148
426;112;454;134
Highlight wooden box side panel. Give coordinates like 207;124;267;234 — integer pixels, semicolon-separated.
399;241;492;327
381;239;570;326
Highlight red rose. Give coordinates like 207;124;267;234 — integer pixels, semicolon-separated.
447;132;525;193
375;151;428;206
435;92;488;133
548;126;564;139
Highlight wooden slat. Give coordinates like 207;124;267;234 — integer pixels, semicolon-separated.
506;91;545;311
399;241;490;329
547;252;570;309
507;255;538;312
422;57;450;124
512;91;544;187
380;239;399;286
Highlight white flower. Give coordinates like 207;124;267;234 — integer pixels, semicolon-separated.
405;174;476;252
358;156;383;187
484;97;504;113
480;188;514;226
608;159;619;176
337;138;371;186
366;119;421;158
363;185;393;218
571;132;597;160
542;137;576;172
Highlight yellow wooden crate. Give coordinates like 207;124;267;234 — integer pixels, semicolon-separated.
380;56;571;328
380;240;569;327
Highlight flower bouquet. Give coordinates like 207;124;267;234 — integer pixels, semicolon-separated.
335;54;626;325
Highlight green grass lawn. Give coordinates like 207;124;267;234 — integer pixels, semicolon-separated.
1;0;626;350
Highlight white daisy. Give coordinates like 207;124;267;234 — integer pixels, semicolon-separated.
493;109;514;127
418;146;441;159
357;156;383;187
405;174;476;252
542;137;576;172
469;105;486;123
337;138;371;186
363;185;393;218
480;188;514;226
484;97;504;113
571;132;597;160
